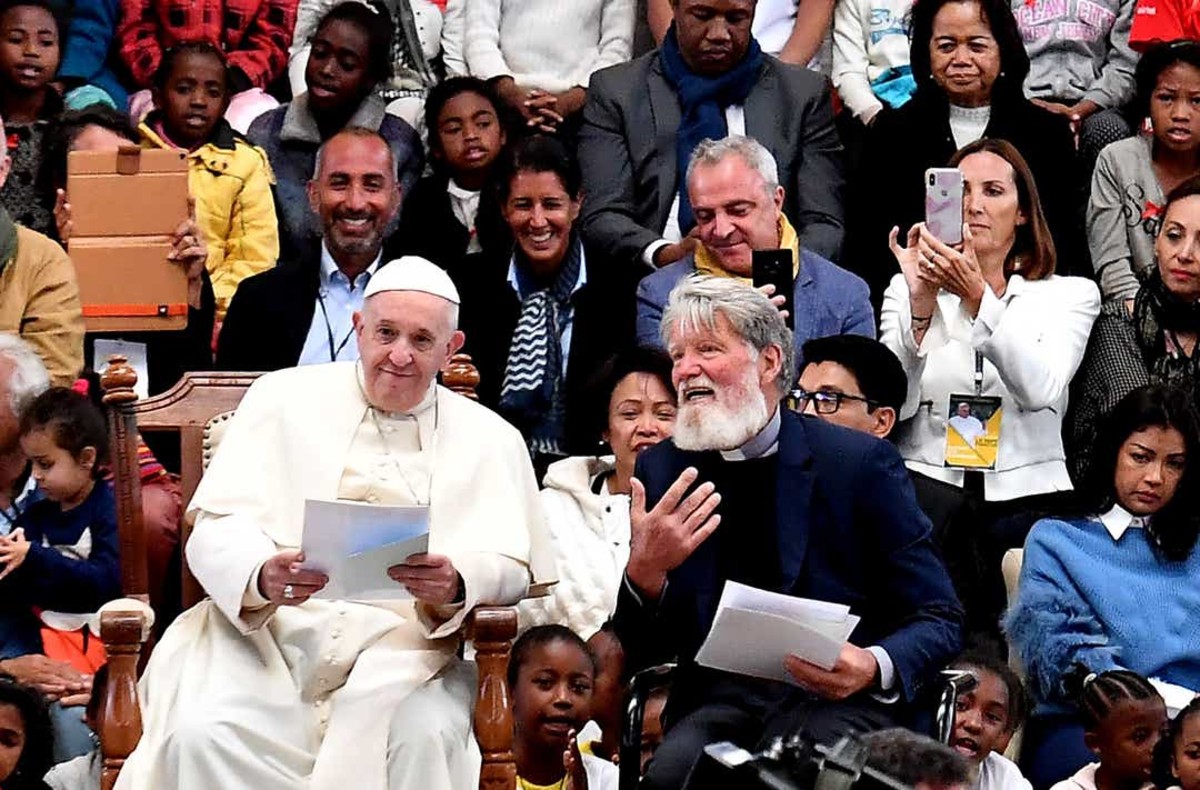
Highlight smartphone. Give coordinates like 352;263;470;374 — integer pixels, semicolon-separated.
925;167;964;246
752;249;794;329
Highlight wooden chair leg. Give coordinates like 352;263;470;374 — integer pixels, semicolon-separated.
470;606;518;790
100;610;148;790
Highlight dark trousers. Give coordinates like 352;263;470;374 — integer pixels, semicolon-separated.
1020;713;1094;790
643;677;896;790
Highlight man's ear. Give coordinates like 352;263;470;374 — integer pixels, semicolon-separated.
759;344;784;391
773;184;785;213
307;179;321;217
872;406;897;439
448;329;466;356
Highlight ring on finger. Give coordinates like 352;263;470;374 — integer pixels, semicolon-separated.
283;583;295;600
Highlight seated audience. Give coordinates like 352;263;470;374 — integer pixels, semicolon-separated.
140;42;280;325
510;625;619;790
0;674;52;790
114;260;548;789
648;0;835;69
465;0;635;138
1013;0;1138;166
47;104;215;399
847;0;1086;303
0;113;82;387
519;348;676;641
0;387;120;661
394;77;510;271
946;653;1031;790
116;0;298;132
1153;696;1200;790
615;276;962;788
1006;385;1200;787
1069;177;1200;483
452;135;642;473
1047;669;1167;790
831;0;915;126
1089;41;1200;303
55;0;125;111
636;135;873;371
290;0;443;131
862;728;973;790
880;138;1100;623
246;1;421;262
796;334;991;650
579;0;846;268
0;1;64;239
218;127;400;371
43;665;104;789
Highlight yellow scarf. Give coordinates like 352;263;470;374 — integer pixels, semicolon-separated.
693;213;802;282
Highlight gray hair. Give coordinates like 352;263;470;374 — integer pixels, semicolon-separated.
685;135;780;198
312;126;396;181
863;729;971;788
661;276;795;396
0;335;49;418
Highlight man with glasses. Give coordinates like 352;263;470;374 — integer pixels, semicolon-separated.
795;333;994;653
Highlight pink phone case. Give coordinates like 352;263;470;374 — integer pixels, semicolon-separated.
925;168;963;245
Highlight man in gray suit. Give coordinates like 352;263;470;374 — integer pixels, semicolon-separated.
578;0;845;270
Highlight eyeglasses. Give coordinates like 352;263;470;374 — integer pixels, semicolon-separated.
791;388;876;415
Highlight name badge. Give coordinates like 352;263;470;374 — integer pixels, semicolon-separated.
943;393;1002;470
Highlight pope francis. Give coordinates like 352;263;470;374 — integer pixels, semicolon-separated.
115;258;547;789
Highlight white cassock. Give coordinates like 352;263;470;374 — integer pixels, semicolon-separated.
115;362;550;790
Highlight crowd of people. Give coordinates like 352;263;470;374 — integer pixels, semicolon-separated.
0;0;1192;788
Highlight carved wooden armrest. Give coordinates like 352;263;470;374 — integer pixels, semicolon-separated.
467;606;518;790
99;606;151;790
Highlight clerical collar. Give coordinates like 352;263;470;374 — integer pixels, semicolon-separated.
1098;504;1148;542
354;364;438;418
720;407;781;461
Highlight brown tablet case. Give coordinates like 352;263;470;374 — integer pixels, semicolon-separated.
67;146;190;332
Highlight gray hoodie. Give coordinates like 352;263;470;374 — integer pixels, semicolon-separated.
1013;0;1138;108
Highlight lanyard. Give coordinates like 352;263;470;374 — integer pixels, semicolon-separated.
317;293;357;363
974;350;984;397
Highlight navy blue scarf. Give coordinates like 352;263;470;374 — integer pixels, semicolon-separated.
659;24;764;233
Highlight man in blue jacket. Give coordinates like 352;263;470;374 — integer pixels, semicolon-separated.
613;275;962;789
635;136;872;374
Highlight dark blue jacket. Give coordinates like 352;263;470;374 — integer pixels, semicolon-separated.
613;409;963;704
57;0;128;108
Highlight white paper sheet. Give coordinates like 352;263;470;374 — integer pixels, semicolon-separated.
301;498;431;601
694;581;859;681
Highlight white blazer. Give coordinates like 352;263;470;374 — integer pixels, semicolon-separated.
880;273;1100;501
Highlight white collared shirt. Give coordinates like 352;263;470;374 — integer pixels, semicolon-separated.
297;244;384;366
447;179;482;254
1098;504;1148;542
506;247;588;379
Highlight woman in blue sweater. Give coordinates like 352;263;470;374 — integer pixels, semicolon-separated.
1006;384;1200;788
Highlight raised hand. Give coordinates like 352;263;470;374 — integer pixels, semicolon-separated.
626;467;721;599
564;730;589;790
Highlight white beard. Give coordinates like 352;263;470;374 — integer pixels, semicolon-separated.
673;365;771;452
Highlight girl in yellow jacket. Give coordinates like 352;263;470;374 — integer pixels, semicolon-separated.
139;41;279;325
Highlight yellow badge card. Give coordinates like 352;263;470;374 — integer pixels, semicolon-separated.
943;395;1002;470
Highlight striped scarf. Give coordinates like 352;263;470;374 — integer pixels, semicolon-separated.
499;236;584;458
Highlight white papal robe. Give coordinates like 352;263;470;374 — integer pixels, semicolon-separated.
114;362;549;790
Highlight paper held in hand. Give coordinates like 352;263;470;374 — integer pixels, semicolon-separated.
301;498;431;601
695;581;860;684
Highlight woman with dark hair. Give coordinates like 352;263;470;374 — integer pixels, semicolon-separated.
519;347;676;640
246;0;423;262
451;134;644;478
1069;176;1200;483
845;0;1087;304
1089;40;1200;303
0;675;52;790
1007;384;1200;786
881;139;1100;633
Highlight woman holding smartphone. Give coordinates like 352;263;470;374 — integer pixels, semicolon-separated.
879;139;1100;648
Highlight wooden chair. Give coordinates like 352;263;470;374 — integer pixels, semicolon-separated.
97;354;521;790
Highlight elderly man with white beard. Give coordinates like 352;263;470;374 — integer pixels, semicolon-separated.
612;276;963;789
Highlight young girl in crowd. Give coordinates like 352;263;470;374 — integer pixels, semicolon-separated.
1049;669;1167;790
948;654;1032;790
1089;40;1200;303
0;387;119;666
1153;696;1200;790
246;0;422;261
510;625;618;790
0;0;63;238
396;76;509;270
0;675;52;790
140;42;279;326
43;665;104;790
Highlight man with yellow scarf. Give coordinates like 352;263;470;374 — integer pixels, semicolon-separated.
635;135;874;375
